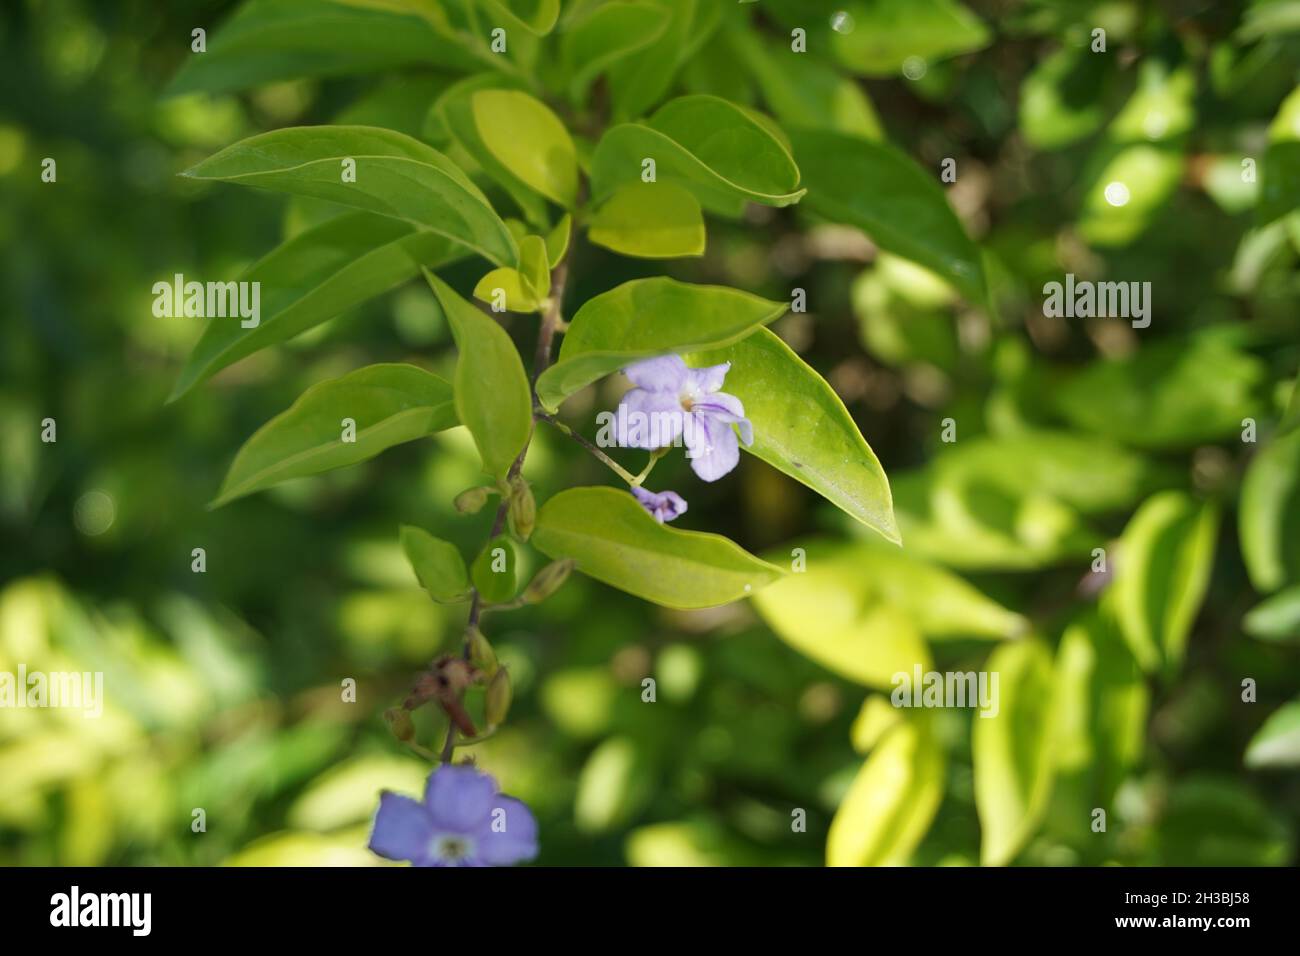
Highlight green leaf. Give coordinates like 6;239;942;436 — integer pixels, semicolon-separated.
531;486;783;608
575;736;657;832
1244;585;1300;643
1258;85;1300;226
434;77;550;227
1054;335;1267;448
1244;698;1300;768
471;89;578;207
973;639;1056;866
790;127;986;301
752;562;932;688
686;329;898;541
518;235;551;297
1019;44;1110;150
587;182;706;258
483;0;561;35
212;364;455;507
607;0;698;120
165;0;484;96
171;213;466;400
426;272;532;481
1240;429;1300;593
889;431;1158;570
473;267;544;313
1077;61;1194;246
561;1;671;100
1077;143;1184;247
755;538;1023;661
399;526;470;603
471;535;523;603
536;278;786;411
1107;491;1218;675
182;126;518;267
590;94;805;212
827;714;945;866
544;214;571;266
731;27;883;140
825;0;989;77
1053;608;1148;807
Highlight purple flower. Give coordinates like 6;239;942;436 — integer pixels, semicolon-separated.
632;487;688;523
617;355;753;482
369;764;538;867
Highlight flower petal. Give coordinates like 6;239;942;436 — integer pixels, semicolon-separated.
624;354;687;391
685;414;741;482
617;390;685;449
424;765;498;831
369;792;435;864
631;487;688;523
473;796;539;865
692;390;745;422
684;361;730;395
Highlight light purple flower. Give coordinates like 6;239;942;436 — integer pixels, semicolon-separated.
369;764;537;867
617;355;753;482
632;487;688;523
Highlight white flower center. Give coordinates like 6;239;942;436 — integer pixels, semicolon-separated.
430;833;476;863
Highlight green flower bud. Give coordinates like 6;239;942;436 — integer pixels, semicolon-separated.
523;558;576;604
385;707;414;743
507;476;536;542
485;668;512;729
454;486;493;514
465;627;499;678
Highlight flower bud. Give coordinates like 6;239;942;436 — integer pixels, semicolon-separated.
385;707;414;742
465;627;498;678
454;486;493;514
485;668;512;729
523;558;576;604
507;476;536;541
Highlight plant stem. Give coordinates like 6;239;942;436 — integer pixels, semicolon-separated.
536;412;640;485
437;253;571;765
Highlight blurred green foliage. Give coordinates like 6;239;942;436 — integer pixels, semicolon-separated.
2;0;1299;867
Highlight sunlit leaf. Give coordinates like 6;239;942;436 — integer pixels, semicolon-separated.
171;213;466;400
1240;429;1300;593
790;127;986;301
472;89;578;207
1244;698;1300;768
182;126;518;266
536;278;786;411
591;94;805;213
1054;335;1267;448
973;639;1056;866
213;364;455;507
827;714;945;866
532;486;783;608
426;272;532;481
688;330;898;541
399;526;470;603
588;182;706;258
1106;491;1218;675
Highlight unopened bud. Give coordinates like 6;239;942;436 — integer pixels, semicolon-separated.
523;558;576;604
485;668;512;729
385;707;414;742
466;627;498;678
507;476;536;541
454;486;493;514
